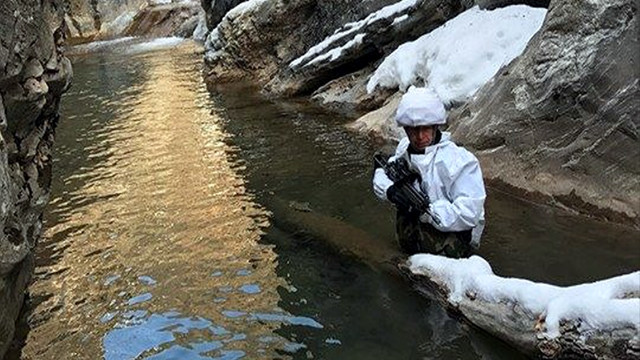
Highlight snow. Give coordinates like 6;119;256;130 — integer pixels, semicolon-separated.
392;14;409;26
226;0;269;19
289;0;419;68
289;27;360;68
306;34;366;67
124;37;186;55
366;5;547;104
409;254;640;338
69;37;137;54
192;12;209;42
345;0;419;29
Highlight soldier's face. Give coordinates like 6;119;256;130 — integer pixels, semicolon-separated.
404;126;435;151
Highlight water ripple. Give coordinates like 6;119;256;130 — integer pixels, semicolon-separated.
25;42;299;359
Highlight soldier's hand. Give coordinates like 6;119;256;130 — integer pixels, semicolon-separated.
386;185;413;213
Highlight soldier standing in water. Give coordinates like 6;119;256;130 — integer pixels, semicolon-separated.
373;87;486;258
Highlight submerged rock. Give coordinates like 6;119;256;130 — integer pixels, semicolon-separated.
0;0;71;357
449;0;639;225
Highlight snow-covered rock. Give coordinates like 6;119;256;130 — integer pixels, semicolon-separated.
289;0;421;69
202;0;548;96
450;0;639;226
366;5;547;104
410;254;640;337
203;0;401;85
269;0;548;97
406;254;640;359
270;0;510;96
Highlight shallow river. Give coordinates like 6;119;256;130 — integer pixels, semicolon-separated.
13;40;639;360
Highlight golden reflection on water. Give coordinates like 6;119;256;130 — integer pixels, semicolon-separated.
22;42;292;359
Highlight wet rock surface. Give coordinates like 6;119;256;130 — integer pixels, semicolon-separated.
0;0;71;357
310;66;395;117
449;0;639;226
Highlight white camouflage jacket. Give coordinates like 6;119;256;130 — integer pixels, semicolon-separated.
373;132;486;247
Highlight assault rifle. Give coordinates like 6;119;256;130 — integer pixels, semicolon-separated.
374;154;441;225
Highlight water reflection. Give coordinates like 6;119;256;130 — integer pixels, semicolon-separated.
21;41;315;359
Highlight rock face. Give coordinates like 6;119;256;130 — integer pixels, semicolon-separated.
268;0;462;96
64;0;205;43
450;0;639;226
124;2;201;38
204;0;548;98
201;0;247;30
204;0;400;87
64;0;148;42
0;0;71;357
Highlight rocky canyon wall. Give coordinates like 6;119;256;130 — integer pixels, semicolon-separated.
0;0;72;357
64;0;148;41
449;0;639;225
64;0;205;43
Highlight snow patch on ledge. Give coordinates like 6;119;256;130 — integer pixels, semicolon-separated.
305;33;366;67
408;254;640;338
289;0;419;68
366;5;547;104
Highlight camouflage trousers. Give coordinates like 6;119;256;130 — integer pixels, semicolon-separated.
396;211;473;258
